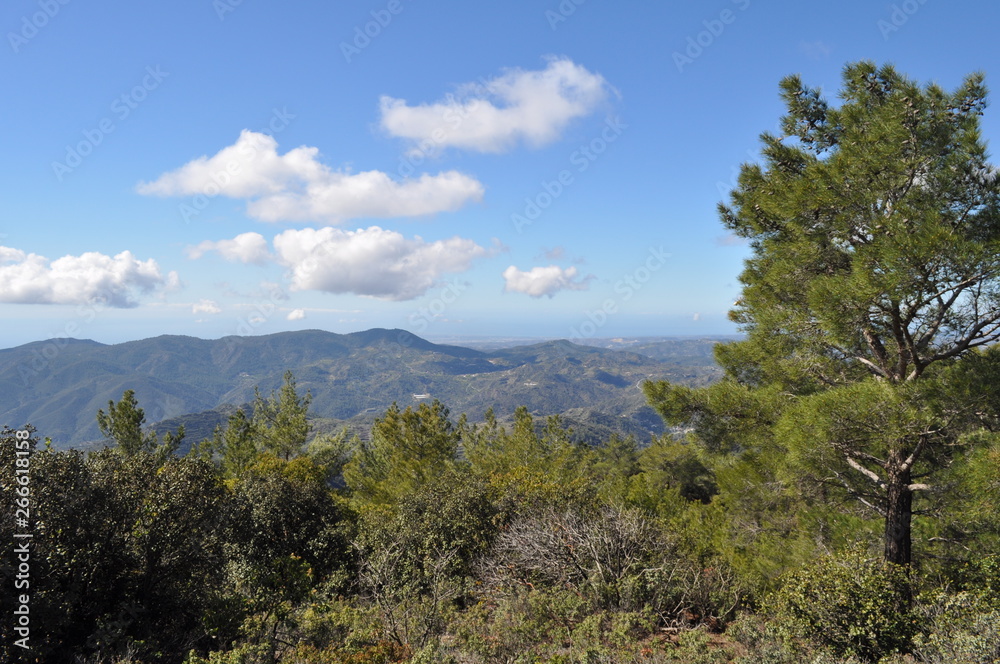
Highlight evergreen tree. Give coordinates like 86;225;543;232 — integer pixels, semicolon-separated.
97;389;152;455
646;62;1000;567
344;400;460;505
97;389;184;460
252;370;311;460
208;407;258;477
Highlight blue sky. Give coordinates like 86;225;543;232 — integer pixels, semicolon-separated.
2;0;999;347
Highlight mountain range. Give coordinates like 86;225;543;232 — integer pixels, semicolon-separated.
0;329;725;449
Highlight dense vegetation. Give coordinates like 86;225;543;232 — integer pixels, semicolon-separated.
6;61;1000;662
3;375;1000;663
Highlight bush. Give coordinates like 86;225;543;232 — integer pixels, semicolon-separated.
476;503;731;623
450;588;595;662
911;590;1000;664
770;546;915;661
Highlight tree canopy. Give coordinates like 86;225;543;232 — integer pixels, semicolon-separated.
97;389;184;459
647;61;1000;567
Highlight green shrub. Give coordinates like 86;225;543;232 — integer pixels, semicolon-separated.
771;547;916;661
450;588;594;662
912;590;1000;664
727;612;798;664
668;627;734;663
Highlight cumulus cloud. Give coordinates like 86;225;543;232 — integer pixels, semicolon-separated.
193;299;222;314
502;265;591;298
187;232;272;264
164;271;183;292
247;170;484;223
379;57;612;154
274;226;489;301
286;308;306;321
187;227;490;300
137;130;484;223
0;246;171;307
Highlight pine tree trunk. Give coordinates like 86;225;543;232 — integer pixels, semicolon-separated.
884;456;912;567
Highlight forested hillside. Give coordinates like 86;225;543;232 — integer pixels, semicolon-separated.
0;330;722;449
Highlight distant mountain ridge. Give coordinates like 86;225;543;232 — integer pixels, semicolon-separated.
0;329;723;448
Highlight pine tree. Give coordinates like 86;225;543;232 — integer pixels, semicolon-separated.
252;370;311;460
344;400;459;505
97;389;184;460
647;62;1000;567
208;407;257;477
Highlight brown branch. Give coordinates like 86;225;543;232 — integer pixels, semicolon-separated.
889;300;911;381
828;472;885;517
924;313;1000;367
861;326;892;379
854;355;890;379
845;455;886;489
900;437;927;474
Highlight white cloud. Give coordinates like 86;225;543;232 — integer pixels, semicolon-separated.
379;57;612;154
164;271;183;292
502;265;591;298
137;130;484;223
287;308;306;321
0;246;170;307
274;226;488;301
193;299;222;314
187;232;272;264
247;170;483;223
